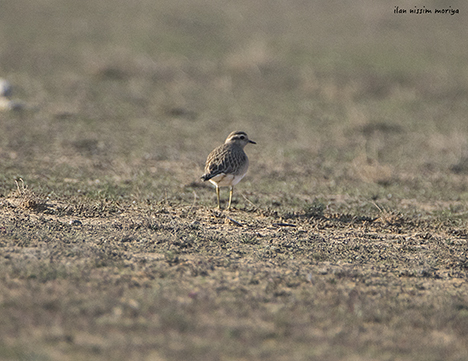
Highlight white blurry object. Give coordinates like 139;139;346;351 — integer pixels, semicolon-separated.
0;78;26;111
0;78;12;98
0;98;24;111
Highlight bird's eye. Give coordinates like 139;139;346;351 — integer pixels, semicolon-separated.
240;136;245;140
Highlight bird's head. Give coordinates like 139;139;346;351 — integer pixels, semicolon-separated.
225;131;256;148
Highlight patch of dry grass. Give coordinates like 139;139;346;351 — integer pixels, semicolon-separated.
0;196;467;360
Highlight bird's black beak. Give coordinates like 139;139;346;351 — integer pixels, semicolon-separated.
249;140;256;144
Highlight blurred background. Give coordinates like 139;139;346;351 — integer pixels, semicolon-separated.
1;0;468;213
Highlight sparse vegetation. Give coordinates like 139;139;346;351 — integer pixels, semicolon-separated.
1;0;468;360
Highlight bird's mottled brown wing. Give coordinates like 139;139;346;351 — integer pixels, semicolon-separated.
201;144;247;181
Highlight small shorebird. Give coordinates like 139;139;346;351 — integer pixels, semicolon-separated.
201;131;256;210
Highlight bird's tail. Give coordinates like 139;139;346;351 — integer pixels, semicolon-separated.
201;174;212;182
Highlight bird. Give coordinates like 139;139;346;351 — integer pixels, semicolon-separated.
201;131;256;210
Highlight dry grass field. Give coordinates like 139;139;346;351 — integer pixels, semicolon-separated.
1;0;468;360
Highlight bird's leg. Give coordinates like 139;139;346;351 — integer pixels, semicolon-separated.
228;186;234;210
216;185;221;209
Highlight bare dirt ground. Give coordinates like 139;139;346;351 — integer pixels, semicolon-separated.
1;185;467;360
1;0;468;360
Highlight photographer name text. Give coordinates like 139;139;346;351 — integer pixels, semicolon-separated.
394;6;459;15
